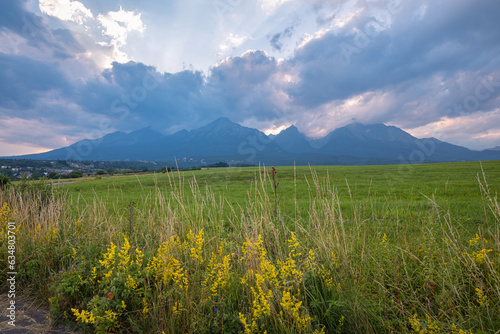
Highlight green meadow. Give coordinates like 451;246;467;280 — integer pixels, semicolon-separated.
1;161;499;333
62;161;499;221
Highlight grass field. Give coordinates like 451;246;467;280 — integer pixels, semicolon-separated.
61;160;500;221
1;161;499;333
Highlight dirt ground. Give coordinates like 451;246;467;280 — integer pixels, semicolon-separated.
0;294;77;334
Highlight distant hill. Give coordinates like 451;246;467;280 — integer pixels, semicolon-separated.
6;118;500;165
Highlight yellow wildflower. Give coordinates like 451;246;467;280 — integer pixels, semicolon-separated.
173;301;183;314
135;248;144;266
125;274;137;290
475;288;488;307
189;229;204;264
287;232;301;258
306;249;316;271
90;267;97;283
472;248;492;265
99;242;117;268
469;234;480;246
203;251;232;299
71;308;95;324
142;297;149;315
381;233;387;248
118;237;131;268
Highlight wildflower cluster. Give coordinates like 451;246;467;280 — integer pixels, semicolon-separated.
467;234;493;266
71;308;95;324
0;203;11;223
147;235;189;290
239;233;316;333
186;229;204;264
32;223;58;243
475;288;488;307
0;203;12;243
202;247;233;299
59;236;147;332
380;233;388;249
409;314;473;334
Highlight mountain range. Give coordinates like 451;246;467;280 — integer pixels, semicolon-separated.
6;117;500;166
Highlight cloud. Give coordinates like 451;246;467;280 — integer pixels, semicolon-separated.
39;0;93;24
97;7;146;47
95;7;146;64
1;0;500;154
37;0;146;67
0;116;82;150
219;33;249;53
406;110;500;150
0;53;70;110
279;0;500;136
260;0;293;15
269;26;294;51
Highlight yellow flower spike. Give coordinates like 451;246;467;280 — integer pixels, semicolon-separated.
287;232;301;258
469;234;480;246
472;248;493;264
0;203;11;223
381;233;387;248
121;300;127;310
278;255;302;288
118;237;131;268
339;315;345;329
172;301;183;314
238;313;252;334
280;290;311;330
451;323;473;334
125;274;137;290
71;308;96;324
104;270;113;279
408;314;420;332
312;326;326;334
475;288;488;307
90;267;97;283
256;235;267;259
203;251;232;299
142;297;149;315
99;242;117;269
135;248;144;266
148;239;189;290
425;314;440;333
249;274;272;319
319;266;335;290
306;249;316;271
189;229;204;264
242;237;259;259
104;310;118;327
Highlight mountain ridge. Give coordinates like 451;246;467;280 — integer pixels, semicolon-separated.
4;118;500;165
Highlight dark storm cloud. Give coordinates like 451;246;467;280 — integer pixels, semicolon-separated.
61;52;279;136
2;0;500;151
204;51;280;122
0;53;70;110
286;0;500;113
0;0;74;56
0;0;40;34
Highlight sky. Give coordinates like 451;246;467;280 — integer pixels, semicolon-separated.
1;0;500;156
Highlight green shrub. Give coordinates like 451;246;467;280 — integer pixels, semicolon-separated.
0;173;11;189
